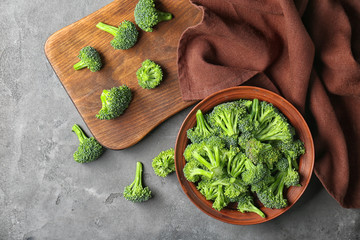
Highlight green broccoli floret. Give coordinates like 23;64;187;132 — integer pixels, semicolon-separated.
152;148;175;177
96;85;132;120
275;139;305;170
207;101;247;137
136;59;163;89
212;185;229;211
187;109;214;143
197;180;218;200
253;113;295;142
96;21;138;50
212;178;248;201
256;171;288;209
241;160;269;185
238;99;260;133
72;124;105;163
258;144;282;170
73;46;102;72
275;157;289;172
237;192;266;218
183;137;226;182
226;150;247;178
134;0;173;32
123;162;152;202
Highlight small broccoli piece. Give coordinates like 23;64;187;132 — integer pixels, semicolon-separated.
253;113;295;142
238;99;260;133
134;0;173;32
136;59;163;89
123;162;152;202
275;157;289;172
212;178;248;201
241;160;269;185
226;150;247;178
258;144;282;170
237;193;266;218
197;180;218;200
207;101;247;137
243;137;264;164
72;124;105;163
187;109;214;143
73;46;102;72
212;185;229;211
96;21;138;50
152;148;175;177
96;85;132;120
183;137;226;182
275;139;305;170
256;171;288;209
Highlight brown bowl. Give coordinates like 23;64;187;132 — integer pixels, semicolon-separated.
175;86;315;225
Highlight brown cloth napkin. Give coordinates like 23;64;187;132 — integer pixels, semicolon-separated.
177;0;360;208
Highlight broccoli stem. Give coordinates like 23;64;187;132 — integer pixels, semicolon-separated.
73;60;87;70
156;10;173;22
190;168;213;179
193;151;213;170
96;22;118;36
72;124;87;144
134;162;143;188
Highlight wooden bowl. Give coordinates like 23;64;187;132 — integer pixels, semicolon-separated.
174;86;315;225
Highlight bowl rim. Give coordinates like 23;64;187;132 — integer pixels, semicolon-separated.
174;86;315;225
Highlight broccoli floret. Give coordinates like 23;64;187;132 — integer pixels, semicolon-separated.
238;99;260;133
258;144;282;170
123;162;152;202
214;178;248;201
134;0;173;32
187;109;214;143
253;113;295;142
72;124;105;163
256;171;288;209
183;137;226;182
96;85;132;120
152;148;175;177
226;151;247;178
136;59;163;89
237;193;266;218
73;46;102;72
275;157;289;172
275;139;305;170
212;185;229;211
96;21;138;50
241;160;269;185
243;137;264;164
207;101;247;137
197;180;218;200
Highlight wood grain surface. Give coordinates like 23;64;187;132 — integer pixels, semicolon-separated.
44;0;201;149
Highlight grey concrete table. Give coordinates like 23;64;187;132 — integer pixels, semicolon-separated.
1;1;359;239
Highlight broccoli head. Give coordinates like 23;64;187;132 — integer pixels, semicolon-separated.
96;85;132;120
72;124;105;163
256;171;288;209
275;139;305;170
134;0;173;32
241;160;269;185
152;148;175;177
187;109;214;143
207;101;247;137
136;59;163;89
237;192;266;218
73;46;102;72
96;21;138;50
123;162;152;202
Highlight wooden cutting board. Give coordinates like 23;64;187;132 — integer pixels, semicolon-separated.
45;0;201;149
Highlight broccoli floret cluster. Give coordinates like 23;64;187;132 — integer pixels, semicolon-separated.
183;99;305;217
152;148;175;177
134;0;173;32
73;46;102;72
96;85;132;120
96;20;139;50
124;162;152;202
136;59;163;89
72;124;105;163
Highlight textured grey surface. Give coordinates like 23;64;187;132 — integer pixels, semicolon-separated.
0;0;359;239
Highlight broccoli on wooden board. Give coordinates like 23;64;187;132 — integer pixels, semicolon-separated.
73;46;102;72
